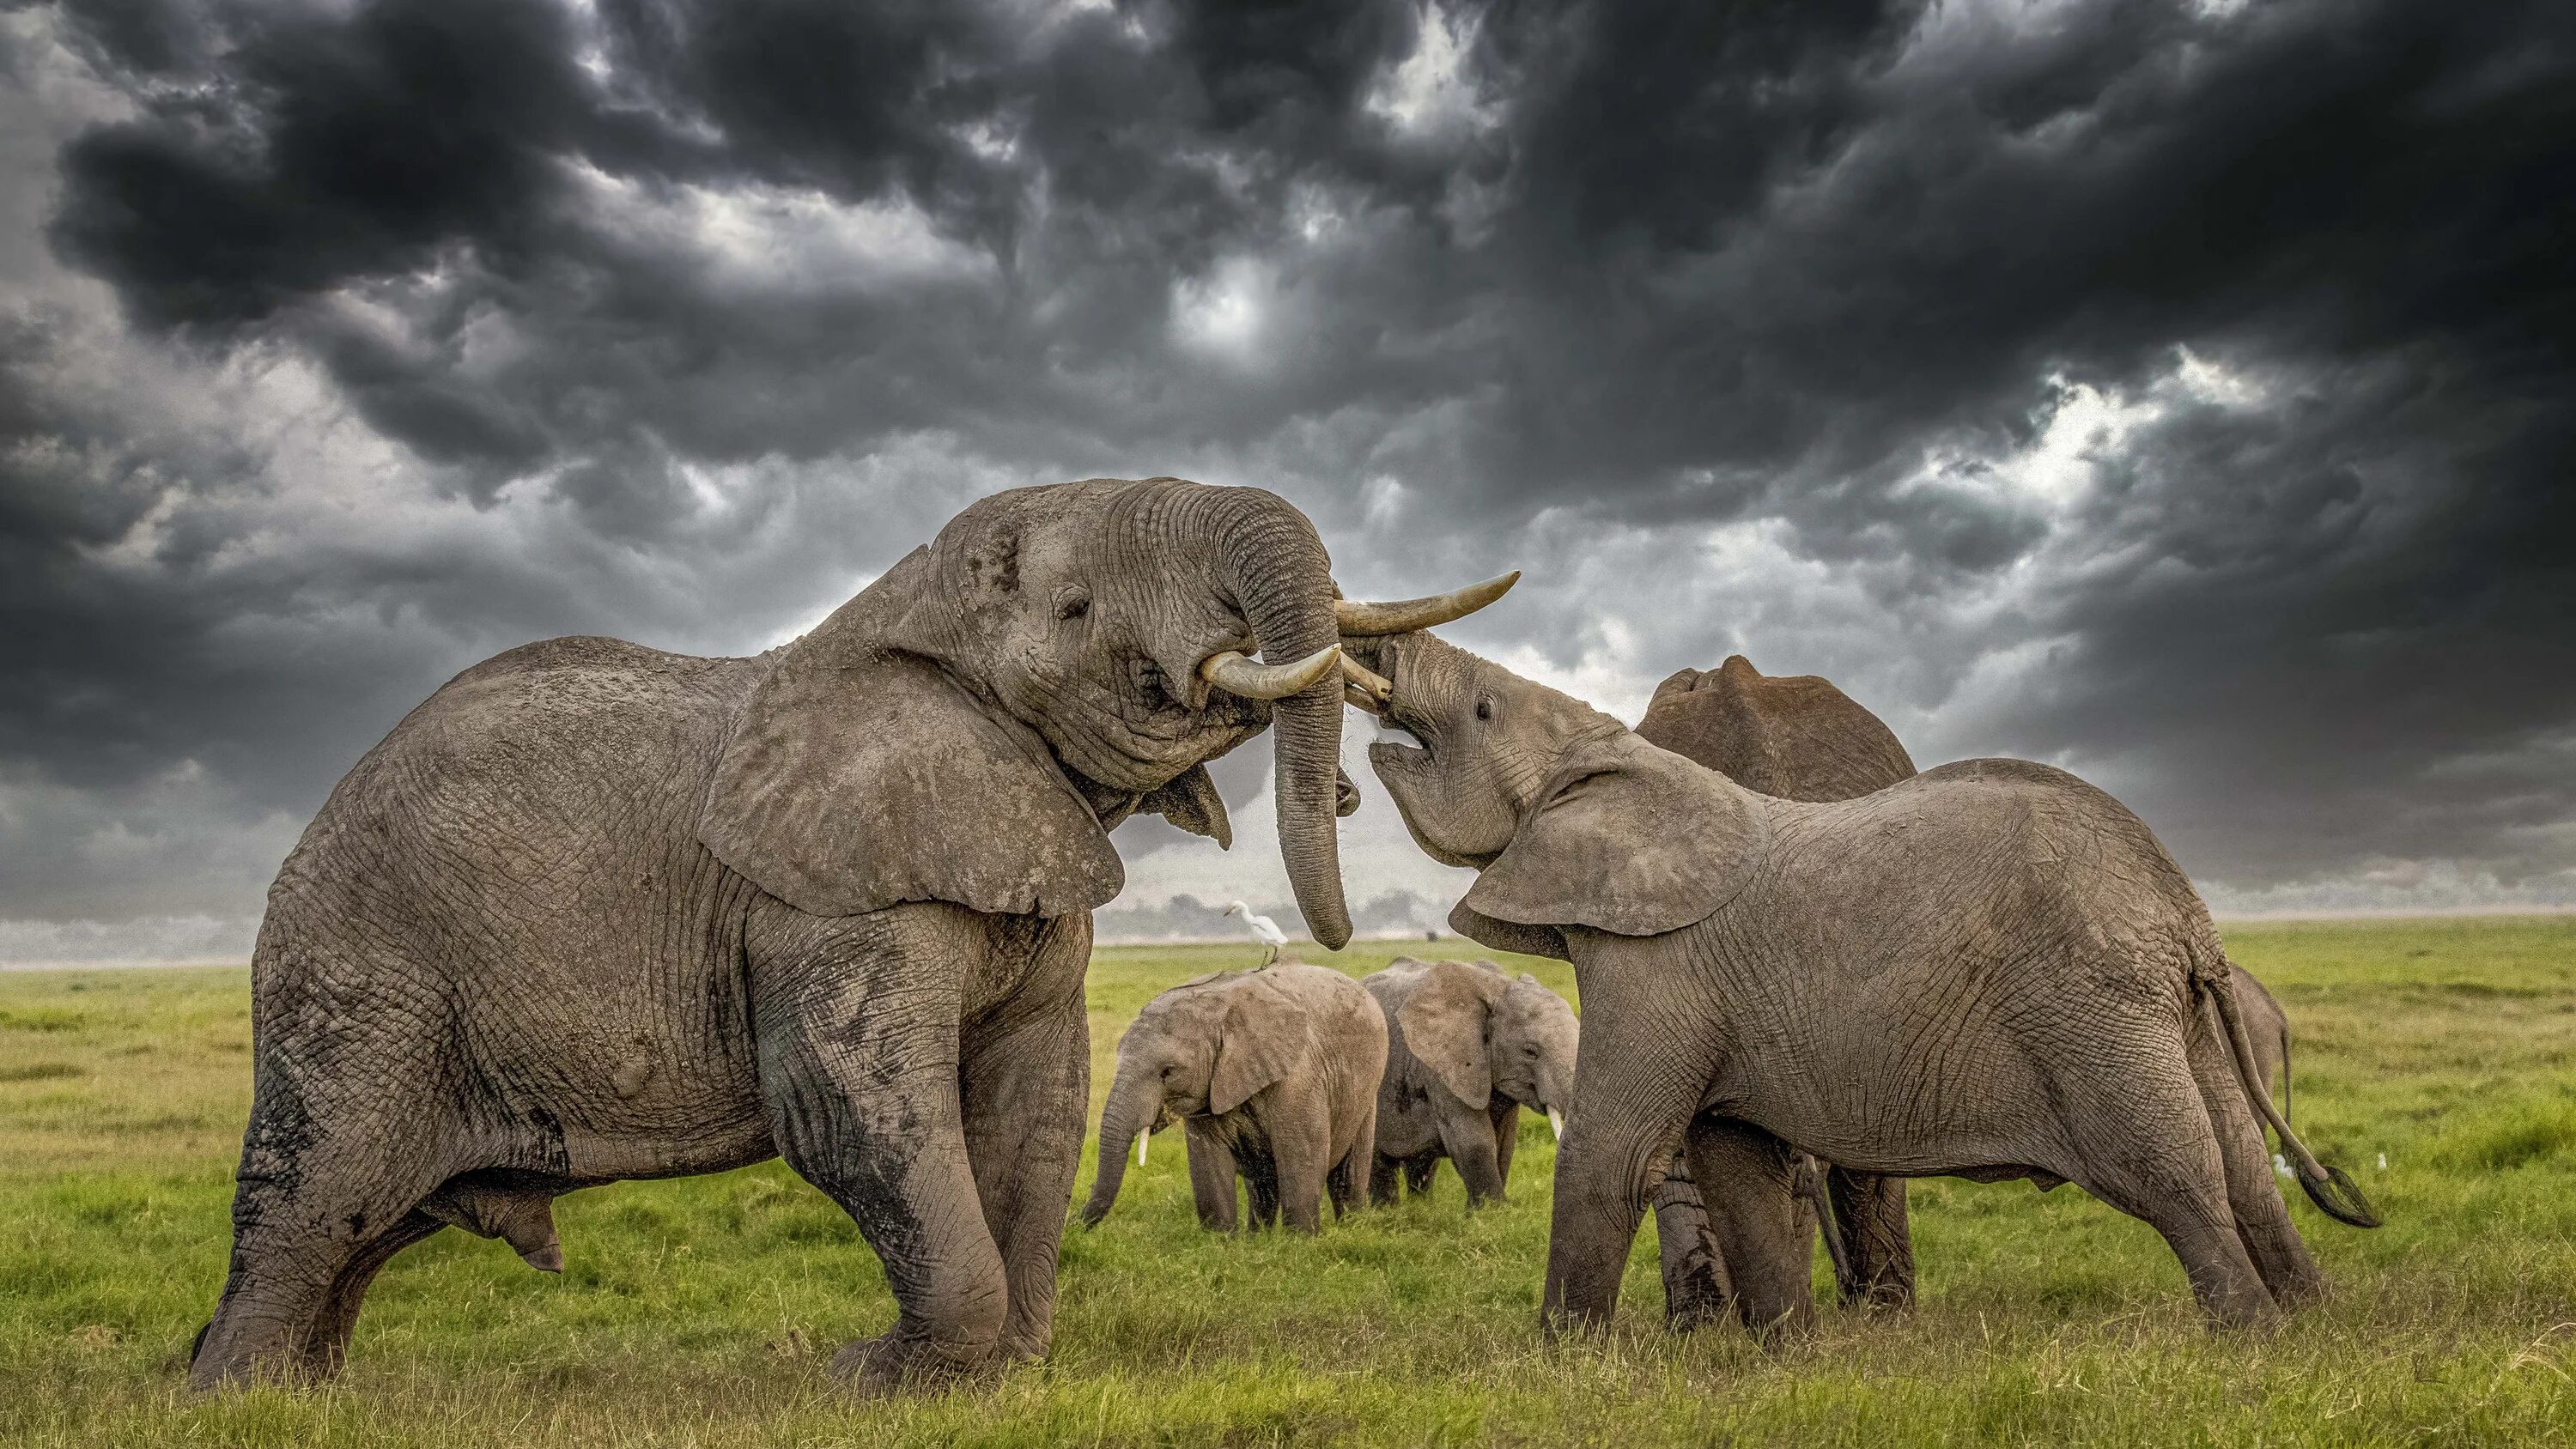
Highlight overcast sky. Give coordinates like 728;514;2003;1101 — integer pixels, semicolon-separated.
3;0;2570;962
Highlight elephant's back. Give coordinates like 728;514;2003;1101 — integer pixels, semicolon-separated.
1754;760;2221;1003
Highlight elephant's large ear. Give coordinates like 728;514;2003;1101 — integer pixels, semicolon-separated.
698;642;1123;919
1460;731;1768;939
1210;980;1307;1115
1395;960;1498;1109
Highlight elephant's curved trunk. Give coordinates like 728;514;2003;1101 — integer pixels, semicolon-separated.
1081;1063;1161;1228
1212;491;1352;949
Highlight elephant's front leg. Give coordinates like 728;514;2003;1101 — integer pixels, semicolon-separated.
958;948;1091;1361
1183;1119;1242;1231
1544;966;1720;1334
751;906;1007;1391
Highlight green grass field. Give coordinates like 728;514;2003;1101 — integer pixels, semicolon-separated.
3;917;2573;1446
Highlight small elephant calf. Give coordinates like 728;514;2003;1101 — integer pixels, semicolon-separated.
1358;632;2377;1336
1365;958;1578;1209
1082;964;1386;1233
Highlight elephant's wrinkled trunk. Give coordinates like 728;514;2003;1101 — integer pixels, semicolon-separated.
1081;1064;1162;1228
1212;492;1352;949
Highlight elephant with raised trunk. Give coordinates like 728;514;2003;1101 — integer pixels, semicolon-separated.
192;476;1511;1392
1081;964;1387;1233
1364;958;1577;1209
1355;632;2375;1338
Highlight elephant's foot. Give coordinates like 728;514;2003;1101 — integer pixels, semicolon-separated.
828;1331;1008;1395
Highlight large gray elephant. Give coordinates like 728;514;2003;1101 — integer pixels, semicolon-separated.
1364;957;1577;1209
191;476;1512;1391
1636;656;2302;1316
1643;658;2296;1098
1355;632;2376;1337
1080;964;1387;1233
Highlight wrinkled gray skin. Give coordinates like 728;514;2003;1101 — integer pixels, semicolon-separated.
192;478;1369;1393
1081;965;1387;1234
1364;958;1577;1209
1636;656;2300;1318
1362;632;2366;1337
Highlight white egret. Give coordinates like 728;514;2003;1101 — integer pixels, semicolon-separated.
1224;900;1291;966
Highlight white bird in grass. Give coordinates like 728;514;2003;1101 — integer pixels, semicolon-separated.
1225;900;1291;967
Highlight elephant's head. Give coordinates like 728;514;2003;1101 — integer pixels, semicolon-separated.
1081;972;1306;1227
1636;654;1917;802
1394;959;1578;1131
700;477;1513;948
1360;633;1769;957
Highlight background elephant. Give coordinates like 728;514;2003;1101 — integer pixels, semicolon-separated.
193;476;1511;1392
1080;964;1387;1233
1364;958;1577;1209
1358;631;2374;1339
1637;655;2304;1316
1634;656;1923;1313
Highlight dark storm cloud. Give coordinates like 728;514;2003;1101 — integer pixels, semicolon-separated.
4;0;2573;955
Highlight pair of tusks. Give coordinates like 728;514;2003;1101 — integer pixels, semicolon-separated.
1194;572;1519;704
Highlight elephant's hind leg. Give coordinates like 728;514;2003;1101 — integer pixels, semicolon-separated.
300;1209;447;1379
192;1113;457;1388
193;967;460;1390
2060;1053;2279;1329
1680;1119;1814;1342
2190;999;2326;1307
1825;1167;1915;1311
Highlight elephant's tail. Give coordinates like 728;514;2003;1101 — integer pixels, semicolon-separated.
2277;1013;2293;1137
1797;1156;1854;1291
2206;968;2380;1228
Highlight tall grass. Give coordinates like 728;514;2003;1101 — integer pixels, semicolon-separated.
3;918;2573;1446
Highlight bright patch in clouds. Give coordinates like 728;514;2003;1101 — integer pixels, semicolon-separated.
1368;3;1497;142
1170;257;1275;361
566;164;992;293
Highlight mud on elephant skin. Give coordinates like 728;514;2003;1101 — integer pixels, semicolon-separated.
1363;958;1577;1210
1082;964;1388;1234
1358;631;2376;1341
191;477;1519;1395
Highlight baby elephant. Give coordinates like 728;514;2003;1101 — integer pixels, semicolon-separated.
1358;632;2376;1335
1081;964;1387;1233
1365;958;1579;1208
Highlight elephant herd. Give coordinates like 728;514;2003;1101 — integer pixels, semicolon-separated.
188;477;2372;1393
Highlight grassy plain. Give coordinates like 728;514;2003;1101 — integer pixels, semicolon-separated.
2;917;2573;1446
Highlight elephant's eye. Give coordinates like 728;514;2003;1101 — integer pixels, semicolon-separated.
1474;697;1493;721
1056;586;1091;621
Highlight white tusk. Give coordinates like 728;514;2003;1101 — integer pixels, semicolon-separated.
1547;1108;1565;1142
1340;655;1392;712
1334;572;1521;636
1138;1132;1150;1167
1199;644;1342;700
